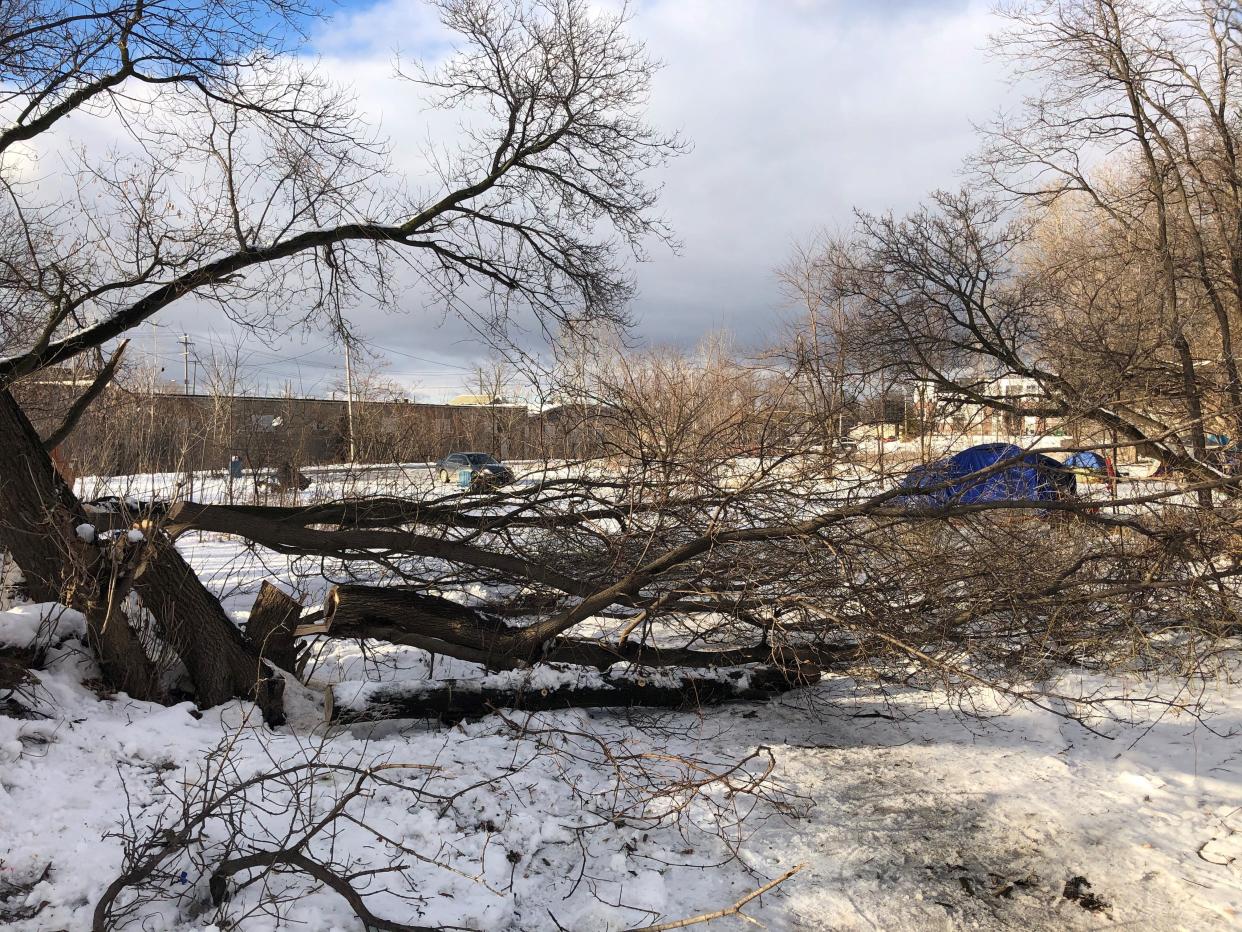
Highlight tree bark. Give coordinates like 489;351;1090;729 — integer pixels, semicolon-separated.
130;535;285;724
326;665;807;724
245;581;301;674
314;584;843;676
0;387;159;698
1172;330;1213;508
0;388;282;720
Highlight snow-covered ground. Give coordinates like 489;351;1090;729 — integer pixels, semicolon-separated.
1;460;1238;930
73;459;570;507
2;612;1239;928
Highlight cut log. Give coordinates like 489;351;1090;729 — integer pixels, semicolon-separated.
245;581;302;674
320;585;519;667
326;665;810;724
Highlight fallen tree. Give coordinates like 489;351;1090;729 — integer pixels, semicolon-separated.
325;664;810;724
303;584;850;674
6;364;1240;732
0;0;684;725
165;501;602;598
73;426;1235;726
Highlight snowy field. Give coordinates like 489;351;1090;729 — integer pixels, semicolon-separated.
1;459;1239;930
2;595;1238;929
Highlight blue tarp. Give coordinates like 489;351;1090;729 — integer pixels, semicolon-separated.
898;443;1076;511
1064;450;1108;471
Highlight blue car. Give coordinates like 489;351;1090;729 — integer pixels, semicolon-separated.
434;452;515;487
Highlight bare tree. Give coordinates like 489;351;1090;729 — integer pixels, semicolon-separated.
0;0;682;379
774;236;857;446
978;0;1242;479
2;0;1234;788
0;0;683;716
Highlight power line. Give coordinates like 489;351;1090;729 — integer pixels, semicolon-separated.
184;332;473;372
383;346;475;370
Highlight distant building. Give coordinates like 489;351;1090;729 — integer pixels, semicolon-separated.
449;393;512;406
917;373;1054;436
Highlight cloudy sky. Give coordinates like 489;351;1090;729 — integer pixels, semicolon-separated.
156;0;1010;401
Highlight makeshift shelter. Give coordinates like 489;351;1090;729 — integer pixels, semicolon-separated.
1064;450;1107;471
1064;450;1118;492
1065;449;1117;475
898;443;1076;511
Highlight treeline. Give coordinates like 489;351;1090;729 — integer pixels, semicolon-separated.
13;381;604;475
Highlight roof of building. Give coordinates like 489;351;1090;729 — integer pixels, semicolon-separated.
449;394;513;406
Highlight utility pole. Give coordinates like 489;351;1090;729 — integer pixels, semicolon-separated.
179;333;194;396
149;321;163;394
343;339;356;462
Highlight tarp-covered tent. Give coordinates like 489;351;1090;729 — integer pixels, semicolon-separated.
898;443;1076;511
1064;450;1118;491
1064;450;1113;472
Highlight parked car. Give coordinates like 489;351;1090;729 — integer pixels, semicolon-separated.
435;452;515;487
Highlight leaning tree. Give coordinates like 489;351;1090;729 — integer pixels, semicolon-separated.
0;0;682;720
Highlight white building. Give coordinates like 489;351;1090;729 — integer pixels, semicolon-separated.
910;373;1052;437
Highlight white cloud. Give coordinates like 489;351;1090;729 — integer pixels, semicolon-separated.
622;0;1005;345
131;0;1014;397
317;0;1004;349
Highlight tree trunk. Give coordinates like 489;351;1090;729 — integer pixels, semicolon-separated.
0;388;282;721
326;665;807;725
314;584;843;677
0;387;160;698
245;581;301;674
130;535;285;724
1173;330;1213;508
